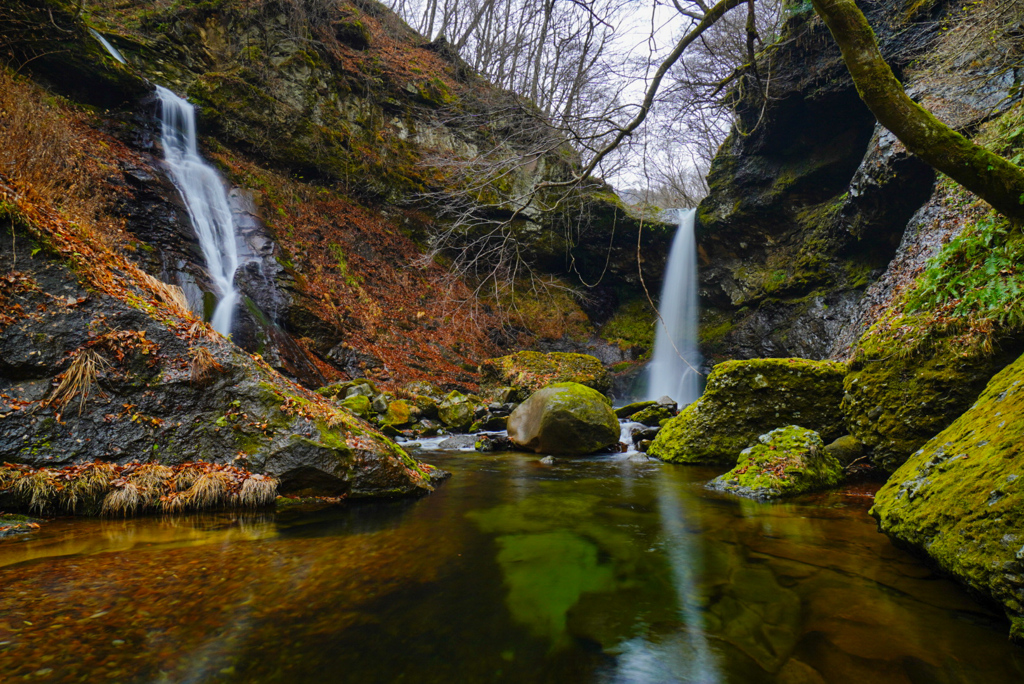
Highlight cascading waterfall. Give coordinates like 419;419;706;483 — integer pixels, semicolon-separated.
647;208;702;405
155;86;241;337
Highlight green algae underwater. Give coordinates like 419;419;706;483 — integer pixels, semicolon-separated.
0;449;1022;683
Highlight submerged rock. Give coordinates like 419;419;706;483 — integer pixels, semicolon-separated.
482;351;611;395
872;351;1024;641
507;383;619;455
648;358;847;465
708;426;844;501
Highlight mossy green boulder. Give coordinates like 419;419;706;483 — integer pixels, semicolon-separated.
630;404;675;427
340;394;372;418
507;383;620;455
383;400;413;427
647;358;847;465
614;400;656;419
708;426;844;501
483;351;611;395
871;351;1024;642
438;391;479;432
843;324;1019;472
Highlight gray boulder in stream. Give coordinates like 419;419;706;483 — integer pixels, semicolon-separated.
507;383;620;455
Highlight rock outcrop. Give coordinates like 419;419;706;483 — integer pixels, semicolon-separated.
647;358;846;465
0;186;435;500
507;383;619;455
872;351;1024;641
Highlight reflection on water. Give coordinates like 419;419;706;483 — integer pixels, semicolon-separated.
0;451;1022;683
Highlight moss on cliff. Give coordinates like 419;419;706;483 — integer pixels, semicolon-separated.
871;350;1024;641
648;358;847;465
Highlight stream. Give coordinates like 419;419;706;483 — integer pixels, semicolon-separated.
1;448;1022;683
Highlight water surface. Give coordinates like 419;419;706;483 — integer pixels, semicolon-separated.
1;450;1021;683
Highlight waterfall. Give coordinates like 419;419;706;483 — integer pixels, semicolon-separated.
89;29;127;65
647;208;702;405
155;86;240;337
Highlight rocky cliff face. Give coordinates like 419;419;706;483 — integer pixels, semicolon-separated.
2;0;668;397
696;0;1019;366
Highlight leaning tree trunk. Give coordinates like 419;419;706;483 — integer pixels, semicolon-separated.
811;0;1024;222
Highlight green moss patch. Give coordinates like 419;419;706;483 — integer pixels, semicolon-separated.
482;351;611;395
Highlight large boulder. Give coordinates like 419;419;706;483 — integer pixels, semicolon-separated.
507;383;620;455
708;426;844;501
872;351;1024;642
647;358;846;465
842;322;1021;472
482;351;611;395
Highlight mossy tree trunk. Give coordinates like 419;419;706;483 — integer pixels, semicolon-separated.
811;0;1024;222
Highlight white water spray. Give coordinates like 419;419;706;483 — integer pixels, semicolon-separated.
647;208;702;405
156;86;240;336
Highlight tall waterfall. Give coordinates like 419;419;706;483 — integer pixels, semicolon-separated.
156;86;240;337
647;208;702;405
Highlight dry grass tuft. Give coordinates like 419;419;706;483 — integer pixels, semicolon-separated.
181;471;232;509
190;346;225;385
239;474;278;508
140;272;191;316
13;470;56;513
1;461;279;516
102;482;141;517
48;349;108;414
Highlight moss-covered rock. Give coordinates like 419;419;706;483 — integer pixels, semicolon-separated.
708;426;844;501
383;399;413;427
340;394;372;418
823;434;864;466
843;310;1024;472
437;390;479;432
647;358;847;465
629;404;675;427
507;382;620;455
482;351;611;395
871;351;1024;641
614;400;656;419
317;378;377;401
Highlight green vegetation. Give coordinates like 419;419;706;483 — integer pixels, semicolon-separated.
600;298;656;353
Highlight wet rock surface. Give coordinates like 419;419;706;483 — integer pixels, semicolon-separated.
0;228;434;499
708;426;844;501
872;350;1024;641
648;358;846;465
507;383;620;455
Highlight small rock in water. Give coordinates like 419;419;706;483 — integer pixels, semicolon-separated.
628;453;649;463
539;456;555;464
638;439;652;452
656;396;677;411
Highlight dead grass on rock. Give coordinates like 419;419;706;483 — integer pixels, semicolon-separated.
0;461;280;517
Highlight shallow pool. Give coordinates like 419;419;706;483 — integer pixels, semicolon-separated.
0;450;1021;682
